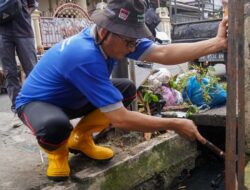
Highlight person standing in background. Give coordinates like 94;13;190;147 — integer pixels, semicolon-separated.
0;0;38;112
144;0;160;39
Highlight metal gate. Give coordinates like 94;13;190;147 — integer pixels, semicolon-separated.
39;3;93;48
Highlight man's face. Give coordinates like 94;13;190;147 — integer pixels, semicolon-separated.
112;33;139;49
105;32;138;60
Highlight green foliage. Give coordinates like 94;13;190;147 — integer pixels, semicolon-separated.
143;90;159;104
221;82;227;91
169;68;196;92
186;104;199;117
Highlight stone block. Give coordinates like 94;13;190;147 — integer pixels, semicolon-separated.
72;133;197;190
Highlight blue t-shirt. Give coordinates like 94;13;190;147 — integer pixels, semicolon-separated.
16;26;153;111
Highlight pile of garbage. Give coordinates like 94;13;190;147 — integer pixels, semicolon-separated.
137;65;227;117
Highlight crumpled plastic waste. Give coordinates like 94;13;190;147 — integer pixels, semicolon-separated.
148;68;171;88
162;86;183;106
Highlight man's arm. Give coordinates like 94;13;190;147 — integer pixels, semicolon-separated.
144;17;228;65
104;107;206;144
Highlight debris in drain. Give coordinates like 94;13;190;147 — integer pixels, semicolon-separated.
137;65;227;120
169;143;225;190
211;171;225;189
177;185;187;190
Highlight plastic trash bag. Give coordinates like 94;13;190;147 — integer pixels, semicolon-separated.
182;76;227;108
148;68;171;88
162;86;183;106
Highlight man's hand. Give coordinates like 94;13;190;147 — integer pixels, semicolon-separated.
174;119;206;144
216;16;228;50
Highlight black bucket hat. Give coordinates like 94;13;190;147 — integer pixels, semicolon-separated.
91;0;152;39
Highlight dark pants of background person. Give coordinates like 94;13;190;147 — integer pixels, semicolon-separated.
17;78;137;151
0;35;37;112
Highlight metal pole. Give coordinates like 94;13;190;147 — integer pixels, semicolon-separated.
225;0;237;187
169;0;173;24
197;0;202;20
225;0;245;188
129;60;138;111
202;0;204;20
174;0;177;23
112;58;129;78
212;0;215;17
236;0;245;188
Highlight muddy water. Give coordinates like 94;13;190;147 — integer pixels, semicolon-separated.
169;154;225;190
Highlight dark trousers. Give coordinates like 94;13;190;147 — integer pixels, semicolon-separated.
0;35;37;111
17;78;136;150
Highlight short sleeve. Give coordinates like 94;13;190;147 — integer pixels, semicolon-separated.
126;38;154;61
66;61;123;108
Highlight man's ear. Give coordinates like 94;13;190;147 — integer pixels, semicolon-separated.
97;28;111;45
98;28;109;39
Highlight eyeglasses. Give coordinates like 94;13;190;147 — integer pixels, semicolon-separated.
112;33;139;49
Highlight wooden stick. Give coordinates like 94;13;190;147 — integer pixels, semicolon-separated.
204;139;225;159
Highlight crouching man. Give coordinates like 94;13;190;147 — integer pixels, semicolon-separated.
15;0;227;181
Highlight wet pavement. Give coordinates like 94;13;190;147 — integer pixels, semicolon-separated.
0;93;12;113
0;94;49;190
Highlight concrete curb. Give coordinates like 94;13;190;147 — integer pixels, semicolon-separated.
0;112;198;190
71;133;197;190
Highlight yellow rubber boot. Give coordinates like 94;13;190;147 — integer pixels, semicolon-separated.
43;143;70;181
68;109;114;160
